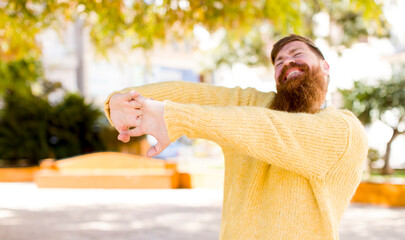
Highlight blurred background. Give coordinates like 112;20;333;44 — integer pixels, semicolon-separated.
1;0;405;173
1;0;405;239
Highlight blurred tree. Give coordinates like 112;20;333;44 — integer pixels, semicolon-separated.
304;0;389;45
201;26;272;71
0;87;107;166
49;93;105;159
367;148;381;171
0;89;52;166
207;0;390;70
0;57;106;165
1;0;388;63
339;66;405;175
0;57;44;96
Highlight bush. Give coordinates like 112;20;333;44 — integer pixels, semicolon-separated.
0;84;107;166
0;58;145;167
0;90;52;166
49;93;106;159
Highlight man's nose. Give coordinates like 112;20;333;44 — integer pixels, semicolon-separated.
283;57;295;66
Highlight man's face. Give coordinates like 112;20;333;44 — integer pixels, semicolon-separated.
270;40;330;114
273;41;329;87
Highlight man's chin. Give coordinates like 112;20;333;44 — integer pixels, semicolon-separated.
283;75;300;84
279;74;306;92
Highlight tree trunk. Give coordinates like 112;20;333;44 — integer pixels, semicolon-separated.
382;129;399;175
75;18;86;96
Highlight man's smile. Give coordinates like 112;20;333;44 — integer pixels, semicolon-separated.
284;68;304;82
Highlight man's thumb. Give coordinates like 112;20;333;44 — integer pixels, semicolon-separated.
146;142;165;158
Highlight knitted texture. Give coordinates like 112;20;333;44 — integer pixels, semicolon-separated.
105;81;368;240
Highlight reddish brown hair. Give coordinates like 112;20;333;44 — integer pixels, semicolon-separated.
271;34;325;65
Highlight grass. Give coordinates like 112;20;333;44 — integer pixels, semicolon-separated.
369;169;405;178
364;169;405;183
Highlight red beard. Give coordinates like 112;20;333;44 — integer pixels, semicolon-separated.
270;62;327;114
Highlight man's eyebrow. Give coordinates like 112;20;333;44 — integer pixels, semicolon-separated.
275;48;302;63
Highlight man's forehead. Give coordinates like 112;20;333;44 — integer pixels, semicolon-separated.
275;41;311;61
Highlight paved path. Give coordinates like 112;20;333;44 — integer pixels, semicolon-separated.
0;183;404;240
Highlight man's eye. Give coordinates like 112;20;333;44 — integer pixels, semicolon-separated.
294;52;302;57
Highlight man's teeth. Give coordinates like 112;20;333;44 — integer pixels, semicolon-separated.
287;70;301;79
284;70;300;81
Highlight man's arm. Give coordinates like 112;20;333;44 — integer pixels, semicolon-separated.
161;101;368;179
118;97;367;178
104;81;273;125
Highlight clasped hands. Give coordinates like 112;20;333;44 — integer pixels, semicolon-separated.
109;91;170;158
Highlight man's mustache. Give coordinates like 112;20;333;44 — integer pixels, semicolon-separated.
279;62;309;83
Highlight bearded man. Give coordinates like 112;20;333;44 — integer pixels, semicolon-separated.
105;34;368;240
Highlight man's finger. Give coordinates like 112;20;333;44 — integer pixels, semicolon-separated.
135;94;147;105
127;127;144;137
124;110;143;127
134;116;142;126
125;108;143;117
118;132;131;143
116;125;129;132
122;90;140;101
146;142;166;158
126;100;142;109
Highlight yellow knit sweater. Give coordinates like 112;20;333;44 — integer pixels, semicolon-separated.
104;81;368;240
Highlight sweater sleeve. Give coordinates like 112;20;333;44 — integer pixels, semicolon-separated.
163;100;367;179
104;81;272;126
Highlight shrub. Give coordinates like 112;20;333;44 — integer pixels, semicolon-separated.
49;93;106;159
0;90;52;166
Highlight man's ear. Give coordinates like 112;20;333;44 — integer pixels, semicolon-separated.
321;60;330;84
321;60;330;75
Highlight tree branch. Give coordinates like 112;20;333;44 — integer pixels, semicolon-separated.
380;117;396;129
397;115;405;135
398;114;405;124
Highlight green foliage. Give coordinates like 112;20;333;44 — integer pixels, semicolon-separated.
370;169;405;179
203;26;271;71
0;90;52;165
367;148;381;163
305;0;389;45
339;65;405;174
0;59;107;166
1;0;388;63
339;67;405;127
0;88;106;166
0;90;107;165
49;93;105;159
339;81;377;125
0;57;43;96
